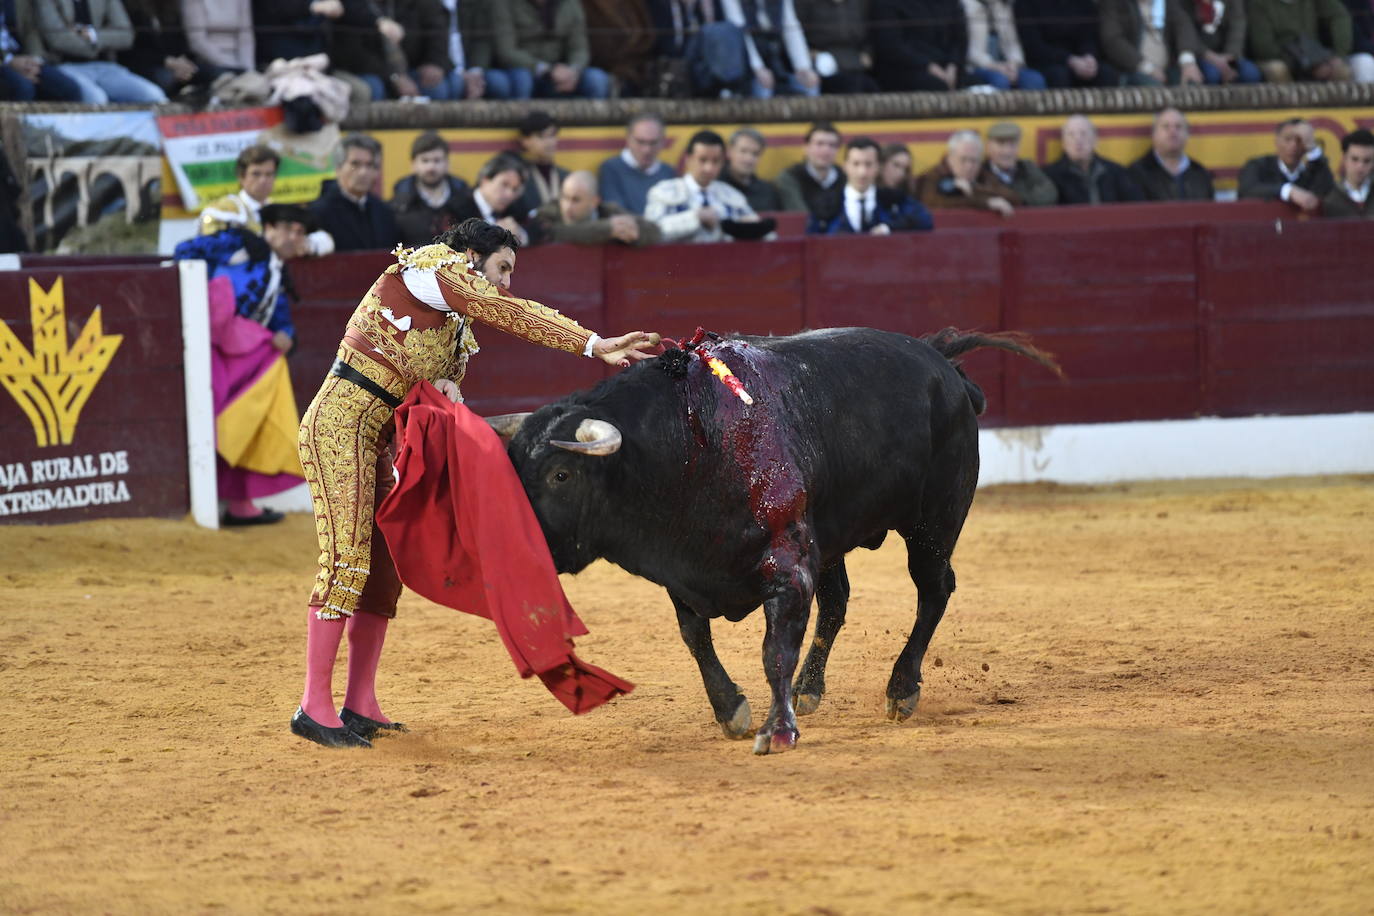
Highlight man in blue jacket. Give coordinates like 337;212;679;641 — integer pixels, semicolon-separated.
807;137;932;235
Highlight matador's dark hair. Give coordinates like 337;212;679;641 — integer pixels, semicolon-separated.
435;217;521;257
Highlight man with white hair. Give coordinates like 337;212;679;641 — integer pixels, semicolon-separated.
1128;108;1216;201
913;129;1019;215
1043;115;1144;205
533;171;662;246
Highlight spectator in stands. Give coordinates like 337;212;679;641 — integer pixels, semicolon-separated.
200;145;279;236
1247;0;1356;82
329;0;418;100
777;122;845;216
880;143;914;193
390;0;458;101
37;0;169;102
535;170;663;245
391;131;472;248
0;0;84;101
431;0;501;98
119;0;213;100
1238;117;1336;213
252;0;375;89
717;0;820;97
646;0;723;97
309;134;402;251
795;0;879;94
979;121;1058;206
1343;0;1374;81
722;128;784;213
914;129;1018;216
1128;108;1216;201
871;0;973;91
511;110;569;222
453;152;532;245
1323;128;1374;218
1098;0;1202;86
182;0;255;78
646;129;759;243
808;136;933;234
491;0;610;99
1044;115;1144;205
1016;0;1120;87
598;113;677;215
963;0;1047;89
1176;0;1263;83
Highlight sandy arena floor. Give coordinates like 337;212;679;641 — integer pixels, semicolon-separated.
1;476;1371;915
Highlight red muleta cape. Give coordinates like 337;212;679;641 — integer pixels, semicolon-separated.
375;382;633;713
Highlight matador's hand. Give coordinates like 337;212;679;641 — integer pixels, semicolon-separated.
434;378;461;402
594;331;660;368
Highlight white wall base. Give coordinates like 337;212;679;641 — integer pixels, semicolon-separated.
256;482;313;514
978;413;1374;486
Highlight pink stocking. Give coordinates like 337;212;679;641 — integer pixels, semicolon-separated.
300;609;346;726
343;611;391;722
226;499;261;518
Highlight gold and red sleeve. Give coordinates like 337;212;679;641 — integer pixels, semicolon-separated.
434;262;592;356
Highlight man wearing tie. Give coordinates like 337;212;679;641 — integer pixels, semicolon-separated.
808;137;933;235
644;129;759;243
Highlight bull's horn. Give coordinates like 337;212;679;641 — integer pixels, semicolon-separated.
486;412;532;440
551;419;622;456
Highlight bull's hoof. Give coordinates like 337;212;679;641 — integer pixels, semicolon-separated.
792;692;822;717
886;689;920;722
751;725;799;755
719;696;752;740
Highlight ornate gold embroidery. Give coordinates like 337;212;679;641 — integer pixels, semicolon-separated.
434;266;590;355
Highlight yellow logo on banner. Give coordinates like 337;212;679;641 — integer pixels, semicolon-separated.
0;278;123;447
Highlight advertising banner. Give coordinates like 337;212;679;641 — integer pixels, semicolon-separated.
0;266;190;522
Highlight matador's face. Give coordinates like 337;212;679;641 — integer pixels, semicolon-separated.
471;246;516;290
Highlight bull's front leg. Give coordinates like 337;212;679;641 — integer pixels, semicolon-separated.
753;572;815;755
670;593;752;739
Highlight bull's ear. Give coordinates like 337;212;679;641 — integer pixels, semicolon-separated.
486;412;532;442
551;419;621;456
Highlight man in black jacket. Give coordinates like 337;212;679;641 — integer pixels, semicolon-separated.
1044;115;1144;205
308;134;402;252
391;131;472;247
1238;118;1336;215
1128;108;1215;201
870;0;970;91
451;152;532;245
1015;0;1120;87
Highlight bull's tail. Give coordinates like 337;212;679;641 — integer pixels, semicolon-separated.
921;328;1063;416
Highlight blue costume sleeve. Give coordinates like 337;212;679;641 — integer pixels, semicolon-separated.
895;198;934;232
171;229;244;272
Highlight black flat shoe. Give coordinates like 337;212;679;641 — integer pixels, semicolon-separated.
291;707;372;748
341;707;408;740
222;508;285;527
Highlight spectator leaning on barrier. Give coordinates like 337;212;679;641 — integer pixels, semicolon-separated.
1128;107;1216;201
914;129;1019;216
535;170;663;246
880;143;913;193
871;0;973;91
777;121;845;216
511;110;569;222
721;127;784;212
597;112;677;215
453;152;533;245
1247;0;1356;82
979;121;1058;206
794;0;880;94
962;0;1047;90
1238;117;1336;213
1323;128;1374;218
1044;115;1145;205
717;0;821;98
1342;0;1374;81
309;134;402;252
391;131;472;248
0;0;83;101
35;0;169;102
1098;0;1203;87
1015;0;1121;87
645;129;759;243
808;136;933;234
491;0;611;99
1176;0;1263;83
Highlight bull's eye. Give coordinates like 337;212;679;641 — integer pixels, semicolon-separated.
552;470;570;483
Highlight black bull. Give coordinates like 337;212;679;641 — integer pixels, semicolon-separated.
497;327;1058;755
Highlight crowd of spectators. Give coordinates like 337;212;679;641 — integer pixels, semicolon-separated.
6;0;1374;105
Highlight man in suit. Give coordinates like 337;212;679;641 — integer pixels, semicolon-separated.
1128;107;1216;201
644;129;759;243
807;136;933;234
308;134;402;252
1238;117;1336;214
1044;115;1144;205
1323;128;1374;218
452;152;532;245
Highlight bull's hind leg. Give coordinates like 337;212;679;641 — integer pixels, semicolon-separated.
792;561;850;716
886;540;956;722
671;593;752;739
754;577;815;755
